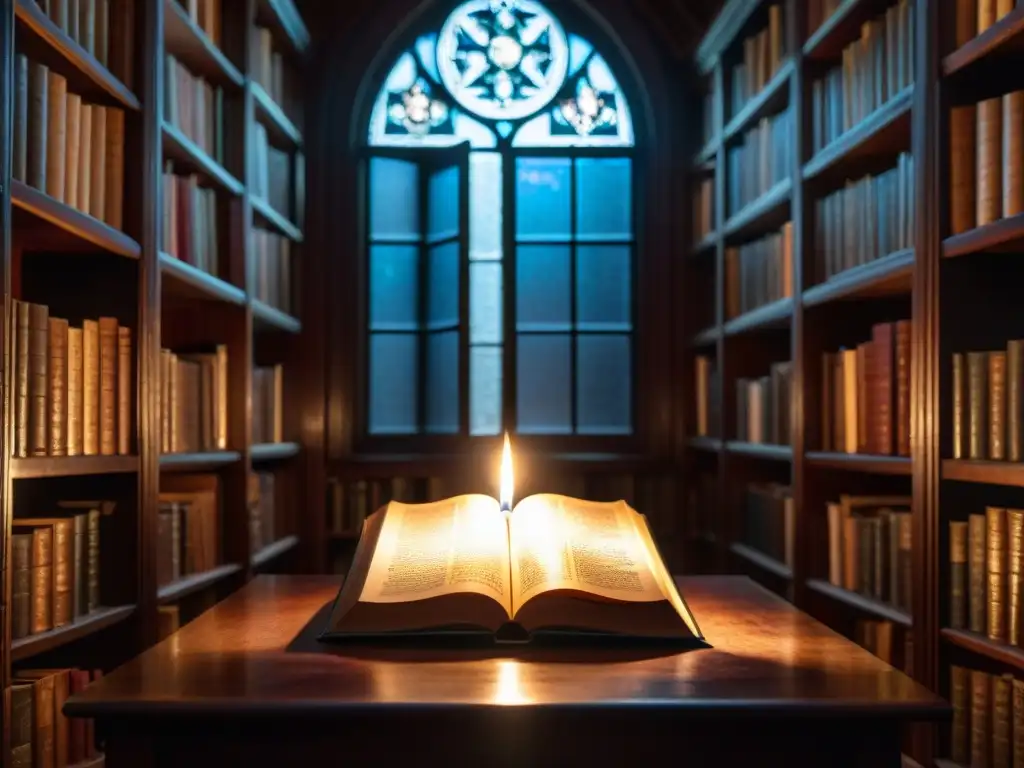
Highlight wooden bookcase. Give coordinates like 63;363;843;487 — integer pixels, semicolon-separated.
0;0;311;761
688;0;1024;763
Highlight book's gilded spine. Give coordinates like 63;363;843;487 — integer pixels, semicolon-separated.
950;520;969;630
952;665;970;765
990;506;1008;642
992;351;1008;460
970;513;988;634
972;669;991;768
1009;510;1024;646
969;352;990;460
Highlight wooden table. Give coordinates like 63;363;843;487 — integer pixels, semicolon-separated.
65;575;948;767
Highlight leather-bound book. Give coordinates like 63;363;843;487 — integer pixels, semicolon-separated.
979;0;997;33
898;513;913;611
69;670;89;763
12;533;32;639
28;302;49;457
117;325;131;454
98;317;118;455
1009;340;1024;461
10;682;34;767
79;0;95;56
45;70;66;202
13;54;28;182
991;351;1008;460
950;104;978;234
1005;92;1024;217
895;321;911;456
48;317;68;456
989;506;1008;642
951;520;969;630
87;508;100;610
14;300;30;457
1014;678;1024;768
954;352;966;459
13;671;55;768
1009;510;1024;645
77;104;92;212
19;669;70;768
969;351;990;460
998;0;1015;19
955;0;977;48
996;673;1013;768
970;512;988;634
978;97;1004;227
14;523;53;634
82;319;99;455
27;61;48;192
67;326;83;456
20;518;74;627
872;323;895;455
105;107;125;228
88;106;105;221
64;91;81;210
952;665;970;764
971;669;991;768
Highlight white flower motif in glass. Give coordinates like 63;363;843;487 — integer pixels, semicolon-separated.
436;0;569;120
389;79;450;135
556;77;617;136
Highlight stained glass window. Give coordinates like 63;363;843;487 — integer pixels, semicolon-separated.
366;0;635;438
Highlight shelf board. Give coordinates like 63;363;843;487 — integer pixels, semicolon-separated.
723;60;793;142
251;442;301;462
159;252;247;305
14;0;140;110
11;180;142;259
943;211;1024;259
160;450;242;472
691;232;718;256
251;195;303;242
806;578;912;627
943;5;1024;79
723;296;793;336
70;755;107;768
942;627;1024;671
802;87;913;182
722;178;792;242
162;122;244;196
726;441;793;461
12;604;135;662
691;325;720;347
252;81;303;148
693;139;718;167
11;454;139;479
688;436;723;452
255;0;310;56
730;542;793;579
943;459;1024;486
158;563;243;604
803;0;901;61
253;535;300;569
805;451;912;475
252;298;302;334
163;0;244;88
802;249;914;307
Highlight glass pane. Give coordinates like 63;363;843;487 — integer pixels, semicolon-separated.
428;165;459;242
517;334;571;434
569;34;593;74
470;152;502;261
516;245;571;331
470;261;502;343
426;331;459;433
470;346;502;436
576;158;631;240
370;158;419;240
370;244;419;331
515;157;570;240
576;245;631;331
427;241;459;328
576;334;631;434
369;333;419;434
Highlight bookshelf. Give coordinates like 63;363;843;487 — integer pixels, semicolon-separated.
0;0;310;762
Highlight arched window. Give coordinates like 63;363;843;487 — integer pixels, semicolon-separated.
365;0;634;438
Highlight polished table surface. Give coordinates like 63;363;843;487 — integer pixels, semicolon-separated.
65;574;947;718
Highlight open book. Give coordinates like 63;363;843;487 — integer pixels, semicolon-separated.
321;493;703;642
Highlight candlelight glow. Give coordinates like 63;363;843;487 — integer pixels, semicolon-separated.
499;432;514;512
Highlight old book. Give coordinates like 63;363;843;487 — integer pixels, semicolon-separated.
996;673;1013;768
950;103;978;234
13;670;55;768
28;303;49;457
10;682;34;767
105;107;125;228
992;351;1008;460
323;495;703;642
78;104;92;212
1010;341;1024;461
1010;510;1024;645
79;0;95;54
56;501;111;613
956;0;977;48
990;506;1008;642
20;518;74;627
12;533;32;639
20;669;70;768
998;0;1015;18
27;61;48;191
979;97;1004;226
64;92;81;210
45;71;67;201
82;319;99;455
951;520;969;630
14;301;30;457
95;0;109;67
13;54;28;182
117;326;131;454
952;665;970;764
1006;92;1024;217
954;352;966;459
68;670;90;762
67;326;83;456
71;513;86;618
1015;678;1024;768
873;323;895;455
972;669;992;768
970;512;988;634
98;317;117;455
968;351;990;460
48;317;68;456
49;0;68;29
88;106;106;221
979;0;998;32
895;321;911;456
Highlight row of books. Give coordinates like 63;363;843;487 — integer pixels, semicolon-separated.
694;355;721;439
159;345;228;455
165;53;225;166
949;508;1024;645
33;0;133;84
13;302;132;458
13;57;126;229
251;122;294;221
12;667;103;768
825;495;913;613
12;502;109;639
252;227;294;313
735;362;793;446
692;177;714;245
162;168;219;276
724;221;793;317
739;483;794;569
175;0;223;47
728;5;785;118
726;108;793;215
249;472;278;555
820;321;912;457
951;344;1024;462
950;94;1024;237
853;619;913;676
156;476;221;588
812;153;915;284
953;0;1020;50
250;24;292;115
809;0;915;153
949;666;1023;768
253;364;285;444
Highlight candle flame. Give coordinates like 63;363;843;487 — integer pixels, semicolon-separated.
500;432;514;512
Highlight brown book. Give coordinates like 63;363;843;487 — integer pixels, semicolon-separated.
951;520;969;630
996;673;1014;768
27;61;48;191
12;533;32;640
14;671;57;768
48;317;68;456
88;105;106;221
1014;678;1024;768
117;325;131;454
1010;510;1024;646
969;351;990;460
998;0;1015;18
57;501;110;613
979;0;998;31
64;91;81;210
21;669;71;768
78;103;92;212
105;107;125;228
1010;341;1024;461
45;70;67;202
950;104;978;235
956;0;978;48
13;54;28;182
972;669;991;768
990;506;1008;642
78;0;95;55
68;670;90;763
1006;92;1024;217
954;352;966;459
49;0;69;29
991;351;1008;460
952;665;970;765
28;302;50;457
14;300;30;457
20;518;74;628
98;317;118;455
67;326;83;456
83;319;99;455
895;321;911;456
10;682;34;767
978;96;1004;227
970;512;988;634
873;323;895;455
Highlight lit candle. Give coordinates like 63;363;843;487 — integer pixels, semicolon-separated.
499;432;514;513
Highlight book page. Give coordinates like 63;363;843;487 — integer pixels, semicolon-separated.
358;495;512;614
509;494;666;611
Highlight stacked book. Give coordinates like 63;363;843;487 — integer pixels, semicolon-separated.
253;364;284;444
820;321;912;456
724;222;794;317
165;54;225;164
11;667;103;767
951;342;1024;461
158;345;229;454
726;109;793;214
735;362;793;446
157;478;222;587
740;483;794;568
252;228;293;313
728;4;785;116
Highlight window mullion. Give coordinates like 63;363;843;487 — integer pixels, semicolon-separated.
569;156;578;432
417;160;430;434
502;147;517;436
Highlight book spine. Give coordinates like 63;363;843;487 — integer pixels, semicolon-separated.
989;506;1008;642
951;520;969;630
970;513;988;634
48;317;68;457
28;303;49;457
98;317;117;455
